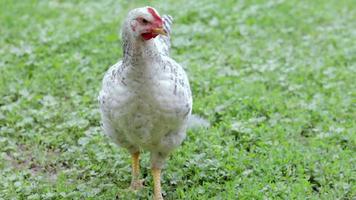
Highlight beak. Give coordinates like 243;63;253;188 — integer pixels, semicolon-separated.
152;27;167;36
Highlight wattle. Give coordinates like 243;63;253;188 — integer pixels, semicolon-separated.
141;32;159;40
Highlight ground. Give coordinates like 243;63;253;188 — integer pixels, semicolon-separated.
0;0;355;199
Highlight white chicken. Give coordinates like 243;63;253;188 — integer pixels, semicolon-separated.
98;7;192;200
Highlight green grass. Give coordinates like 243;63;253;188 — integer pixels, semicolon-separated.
0;0;355;199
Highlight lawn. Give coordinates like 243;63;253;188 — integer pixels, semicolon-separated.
0;0;355;199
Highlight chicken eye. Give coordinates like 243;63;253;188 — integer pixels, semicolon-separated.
141;18;149;24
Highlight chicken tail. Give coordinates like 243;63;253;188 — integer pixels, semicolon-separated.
158;15;173;56
162;15;173;36
187;114;210;130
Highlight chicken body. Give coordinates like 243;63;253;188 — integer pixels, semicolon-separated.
98;7;192;199
99;46;192;167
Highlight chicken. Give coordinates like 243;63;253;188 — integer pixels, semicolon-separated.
98;7;192;200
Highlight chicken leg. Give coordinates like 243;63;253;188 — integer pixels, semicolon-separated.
130;152;144;190
152;167;163;200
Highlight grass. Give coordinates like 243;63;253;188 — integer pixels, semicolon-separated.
0;0;355;199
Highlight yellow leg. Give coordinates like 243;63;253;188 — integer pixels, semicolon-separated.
130;152;144;190
152;168;164;200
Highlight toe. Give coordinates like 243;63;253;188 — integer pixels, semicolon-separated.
130;179;144;190
154;194;164;200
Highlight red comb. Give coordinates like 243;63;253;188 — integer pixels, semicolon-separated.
147;7;163;24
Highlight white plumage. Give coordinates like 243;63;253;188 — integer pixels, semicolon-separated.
98;7;192;199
